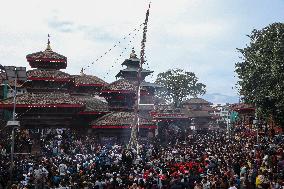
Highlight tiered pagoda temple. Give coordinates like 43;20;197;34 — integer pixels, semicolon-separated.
150;104;189;144
91;49;159;141
0;38;109;128
0;38;219;142
182;98;218;130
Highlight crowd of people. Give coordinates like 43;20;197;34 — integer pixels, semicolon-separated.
0;125;284;189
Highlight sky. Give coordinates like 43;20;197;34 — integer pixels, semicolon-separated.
0;0;284;104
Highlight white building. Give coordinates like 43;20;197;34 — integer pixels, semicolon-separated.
212;103;231;125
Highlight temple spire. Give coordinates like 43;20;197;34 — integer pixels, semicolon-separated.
130;47;137;59
46;34;52;51
80;68;85;76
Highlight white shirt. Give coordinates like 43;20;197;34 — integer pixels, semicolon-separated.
34;168;42;179
59;163;67;175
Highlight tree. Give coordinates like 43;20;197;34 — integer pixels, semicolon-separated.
155;68;206;107
235;23;284;126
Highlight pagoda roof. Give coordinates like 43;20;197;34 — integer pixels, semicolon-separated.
101;79;160;94
115;68;153;78
231;103;255;112
91;111;156;129
102;79;137;93
121;49;140;66
26;49;66;63
183;98;212;105
73;74;108;86
27;69;71;81
152;105;188;120
75;95;109;114
26;38;67;70
0;92;84;108
121;58;140;66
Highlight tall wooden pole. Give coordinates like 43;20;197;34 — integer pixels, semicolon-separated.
128;3;151;150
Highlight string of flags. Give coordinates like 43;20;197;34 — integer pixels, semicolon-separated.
16;23;146;118
82;23;144;72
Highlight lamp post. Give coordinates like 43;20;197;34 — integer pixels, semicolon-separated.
253;117;259;145
190;118;195;131
226;119;230;138
3;66;27;182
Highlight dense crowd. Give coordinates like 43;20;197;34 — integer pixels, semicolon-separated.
0;125;284;189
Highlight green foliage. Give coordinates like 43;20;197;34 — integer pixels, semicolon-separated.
155;68;206;107
235;22;284;126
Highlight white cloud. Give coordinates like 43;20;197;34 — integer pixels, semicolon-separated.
166;20;230;39
0;0;283;103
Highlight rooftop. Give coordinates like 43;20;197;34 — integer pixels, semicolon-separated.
0;92;84;108
231;103;255;112
26;37;67;70
75;95;109;112
73;72;107;86
91;111;155;128
102;79;137;93
27;69;71;81
183;98;212;105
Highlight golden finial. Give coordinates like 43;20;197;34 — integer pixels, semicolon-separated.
130;47;137;58
46;34;52;51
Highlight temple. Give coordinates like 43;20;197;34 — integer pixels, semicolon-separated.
0;37;217;142
92;48;160;141
182;98;219;130
0;37;109;128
